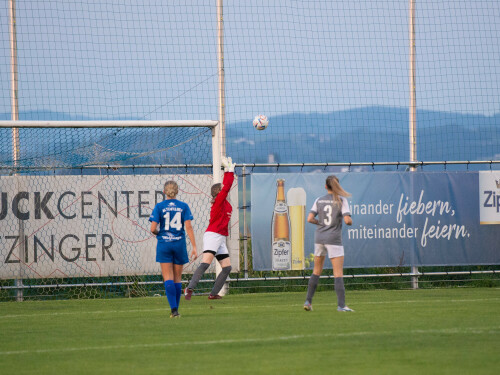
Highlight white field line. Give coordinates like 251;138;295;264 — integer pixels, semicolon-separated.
1;297;499;319
1;326;499;356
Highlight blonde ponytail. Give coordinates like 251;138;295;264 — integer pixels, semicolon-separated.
325;175;351;206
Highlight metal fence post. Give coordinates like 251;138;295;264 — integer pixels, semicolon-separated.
409;0;419;289
242;165;248;278
10;0;24;301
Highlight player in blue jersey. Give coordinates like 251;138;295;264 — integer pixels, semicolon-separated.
149;181;197;318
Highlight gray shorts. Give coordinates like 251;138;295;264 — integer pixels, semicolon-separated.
314;243;344;258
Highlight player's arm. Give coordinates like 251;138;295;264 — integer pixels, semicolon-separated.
221;171;235;195
150;221;159;235
149;205;160;235
307;212;319;225
341;197;352;226
343;215;352;226
220;157;236;196
184;220;198;260
307;199;319;224
213;165;235;205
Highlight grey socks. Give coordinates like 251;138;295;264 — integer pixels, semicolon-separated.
211;266;232;296
188;262;210;290
306;275;346;308
187;263;232;296
335;277;346;308
305;274;320;303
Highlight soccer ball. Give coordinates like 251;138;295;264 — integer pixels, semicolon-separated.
253;115;269;131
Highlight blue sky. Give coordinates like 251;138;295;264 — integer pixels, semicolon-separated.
0;0;498;122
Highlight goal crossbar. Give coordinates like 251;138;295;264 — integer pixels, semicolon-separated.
0;120;218;128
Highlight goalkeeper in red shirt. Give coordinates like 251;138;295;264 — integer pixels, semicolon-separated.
184;156;235;300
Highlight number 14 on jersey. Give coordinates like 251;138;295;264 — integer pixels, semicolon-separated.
163;211;182;231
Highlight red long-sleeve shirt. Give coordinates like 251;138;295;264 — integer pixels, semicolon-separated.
206;172;234;236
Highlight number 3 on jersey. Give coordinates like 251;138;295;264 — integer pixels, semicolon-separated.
323;205;332;225
163;211;182;231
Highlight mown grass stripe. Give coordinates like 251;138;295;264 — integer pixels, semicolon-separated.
1;326;499;356
1;297;499;319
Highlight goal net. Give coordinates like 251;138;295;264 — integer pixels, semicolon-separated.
0;121;239;300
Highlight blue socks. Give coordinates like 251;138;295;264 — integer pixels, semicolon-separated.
175;282;182;307
164;280;178;312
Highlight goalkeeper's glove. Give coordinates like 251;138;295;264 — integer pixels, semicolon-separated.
226;157;236;173
221;156;229;169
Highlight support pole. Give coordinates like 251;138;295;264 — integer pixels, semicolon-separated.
217;0;226;158
409;1;416;166
216;0;228;295
9;0;18;124
9;0;24;302
409;0;419;289
242;166;248;278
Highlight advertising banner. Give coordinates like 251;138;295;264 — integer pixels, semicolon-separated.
251;171;500;270
0;174;239;279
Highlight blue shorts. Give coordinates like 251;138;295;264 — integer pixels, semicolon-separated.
156;240;189;265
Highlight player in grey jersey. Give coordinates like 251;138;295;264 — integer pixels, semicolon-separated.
304;175;354;312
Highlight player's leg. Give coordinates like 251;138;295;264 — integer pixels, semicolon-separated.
160;262;179;317
208;236;231;299
331;255;345;308
186;232;223;298
173;263;184;309
304;244;327;311
157;242;179;316
209;255;231;299
330;251;353;312
185;251;214;298
331;254;344;277
173;241;188;311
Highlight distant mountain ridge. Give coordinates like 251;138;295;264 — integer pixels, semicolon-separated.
1;107;499;164
226;107;500;162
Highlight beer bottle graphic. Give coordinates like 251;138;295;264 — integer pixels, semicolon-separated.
272;179;291;270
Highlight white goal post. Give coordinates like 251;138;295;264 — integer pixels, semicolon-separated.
0;120;239;300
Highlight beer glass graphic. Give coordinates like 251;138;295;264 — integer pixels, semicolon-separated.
287;187;306;270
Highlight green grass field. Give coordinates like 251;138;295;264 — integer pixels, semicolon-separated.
1;288;499;374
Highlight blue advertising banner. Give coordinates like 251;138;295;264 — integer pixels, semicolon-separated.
251;172;500;270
